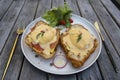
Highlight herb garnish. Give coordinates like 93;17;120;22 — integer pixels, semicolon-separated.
36;31;45;39
77;33;82;42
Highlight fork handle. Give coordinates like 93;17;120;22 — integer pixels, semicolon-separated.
2;34;19;80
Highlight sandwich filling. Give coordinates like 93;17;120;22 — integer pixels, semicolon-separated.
27;23;57;55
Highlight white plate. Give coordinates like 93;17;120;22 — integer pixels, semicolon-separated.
21;14;102;75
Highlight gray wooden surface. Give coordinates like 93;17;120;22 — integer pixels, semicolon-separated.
0;0;120;80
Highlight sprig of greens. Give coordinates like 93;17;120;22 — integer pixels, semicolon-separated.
36;32;44;39
77;34;82;42
42;3;72;27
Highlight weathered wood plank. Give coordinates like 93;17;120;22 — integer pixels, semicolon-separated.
77;0;98;23
89;0;120;57
19;0;52;79
0;0;39;80
65;0;80;15
49;75;76;80
0;0;25;55
35;0;51;18
52;0;64;7
3;37;24;80
97;46;119;80
100;0;120;26
19;59;47;80
77;0;120;74
0;0;26;77
77;63;102;80
0;0;13;20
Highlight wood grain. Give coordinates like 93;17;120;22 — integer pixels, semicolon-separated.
77;63;102;80
0;0;13;20
19;0;52;79
19;59;47;80
49;75;76;80
0;0;25;55
100;0;120;26
52;0;64;7
0;0;39;80
0;0;26;79
97;46;119;80
35;0;52;18
89;0;120;57
65;0;80;15
91;2;120;72
77;0;120;73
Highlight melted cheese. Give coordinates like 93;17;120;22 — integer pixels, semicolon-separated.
69;27;94;49
30;24;56;44
40;36;57;55
29;23;57;55
63;27;95;59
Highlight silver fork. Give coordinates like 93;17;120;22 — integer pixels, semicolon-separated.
2;27;24;80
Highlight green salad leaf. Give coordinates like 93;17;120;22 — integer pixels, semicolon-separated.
42;3;73;27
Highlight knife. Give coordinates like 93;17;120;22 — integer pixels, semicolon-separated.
94;21;118;73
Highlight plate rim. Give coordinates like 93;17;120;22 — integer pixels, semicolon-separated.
21;14;102;75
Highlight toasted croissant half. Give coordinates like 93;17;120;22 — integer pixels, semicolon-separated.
60;24;98;67
25;21;60;59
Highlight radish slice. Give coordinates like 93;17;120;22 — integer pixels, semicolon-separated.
52;55;68;69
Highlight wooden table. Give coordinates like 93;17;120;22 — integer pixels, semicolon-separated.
0;0;120;80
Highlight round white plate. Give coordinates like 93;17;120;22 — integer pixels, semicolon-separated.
21;14;102;75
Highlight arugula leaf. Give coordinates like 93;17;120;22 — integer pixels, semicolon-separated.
77;34;82;42
41;32;44;37
36;32;44;39
36;33;41;39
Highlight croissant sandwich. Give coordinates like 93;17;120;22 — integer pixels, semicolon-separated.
25;21;60;59
60;24;98;67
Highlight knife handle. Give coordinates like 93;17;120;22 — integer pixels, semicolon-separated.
100;33;104;41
